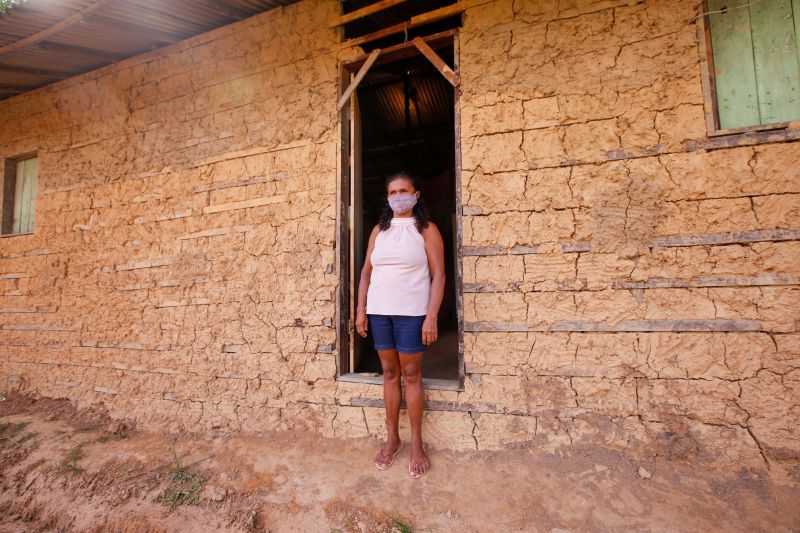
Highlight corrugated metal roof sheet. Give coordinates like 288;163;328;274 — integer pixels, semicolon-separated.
0;0;301;100
358;43;454;139
360;71;453;136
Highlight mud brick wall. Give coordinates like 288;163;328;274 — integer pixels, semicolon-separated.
0;0;798;472
453;0;799;471
0;0;348;432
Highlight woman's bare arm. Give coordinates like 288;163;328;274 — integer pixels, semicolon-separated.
422;222;446;345
356;225;381;337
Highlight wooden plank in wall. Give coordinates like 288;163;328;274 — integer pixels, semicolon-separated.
708;0;760;129
337;48;381;111
412;36;459;87
749;0;800;124
12;162;24;234
329;0;408;28
12;158;37;234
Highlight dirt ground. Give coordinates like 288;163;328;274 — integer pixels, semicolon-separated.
0;395;797;533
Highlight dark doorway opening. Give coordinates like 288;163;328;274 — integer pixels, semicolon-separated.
346;38;461;384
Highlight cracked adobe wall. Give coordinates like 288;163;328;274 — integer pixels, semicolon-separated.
452;0;799;473
0;0;348;432
0;0;797;475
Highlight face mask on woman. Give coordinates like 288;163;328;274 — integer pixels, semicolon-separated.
388;192;418;214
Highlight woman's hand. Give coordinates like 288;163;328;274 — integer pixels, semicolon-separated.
356;310;368;338
422;315;438;345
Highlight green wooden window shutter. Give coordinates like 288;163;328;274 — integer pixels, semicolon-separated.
708;0;800;129
11;157;37;234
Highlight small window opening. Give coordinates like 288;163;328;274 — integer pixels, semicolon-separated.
2;155;38;235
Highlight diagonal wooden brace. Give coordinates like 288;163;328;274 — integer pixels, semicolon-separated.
411;36;460;87
337;48;381;112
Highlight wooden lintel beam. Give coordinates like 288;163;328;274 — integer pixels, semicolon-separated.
337;48;381;112
347;1;466;47
329;0;408;28
0;0;111;58
343;29;455;72
411;36;459;87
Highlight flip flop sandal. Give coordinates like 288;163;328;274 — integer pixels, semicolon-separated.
375;441;403;471
408;448;430;479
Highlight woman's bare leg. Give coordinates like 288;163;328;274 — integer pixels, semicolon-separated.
400;351;429;476
376;348;402;464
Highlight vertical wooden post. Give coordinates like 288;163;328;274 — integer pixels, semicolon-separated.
337;64;352;376
453;31;465;388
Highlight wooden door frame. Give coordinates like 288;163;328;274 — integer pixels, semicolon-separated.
335;29;465;391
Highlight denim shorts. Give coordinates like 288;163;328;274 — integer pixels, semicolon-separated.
368;314;426;354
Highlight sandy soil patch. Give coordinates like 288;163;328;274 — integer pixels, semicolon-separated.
0;395;797;532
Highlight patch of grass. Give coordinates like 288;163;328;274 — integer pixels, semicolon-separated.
157;475;207;508
60;445;84;474
384;513;432;533
155;444;208;509
385;513;412;533
168;444;192;482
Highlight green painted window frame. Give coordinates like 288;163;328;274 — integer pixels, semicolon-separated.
1;155;38;236
700;0;800;134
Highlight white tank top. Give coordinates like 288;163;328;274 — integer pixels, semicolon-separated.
366;217;431;316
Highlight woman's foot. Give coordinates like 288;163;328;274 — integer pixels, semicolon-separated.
409;442;429;478
375;437;403;470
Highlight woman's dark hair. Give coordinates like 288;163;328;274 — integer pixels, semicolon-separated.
377;171;431;233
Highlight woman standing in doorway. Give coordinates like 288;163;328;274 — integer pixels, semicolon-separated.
355;171;445;479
